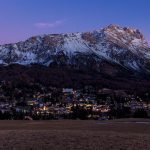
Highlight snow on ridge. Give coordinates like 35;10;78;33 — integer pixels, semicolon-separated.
0;24;150;72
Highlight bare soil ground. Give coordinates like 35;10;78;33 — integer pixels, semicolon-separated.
0;119;149;150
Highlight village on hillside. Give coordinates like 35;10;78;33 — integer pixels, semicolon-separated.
0;80;150;120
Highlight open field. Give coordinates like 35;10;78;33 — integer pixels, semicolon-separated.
0;119;149;150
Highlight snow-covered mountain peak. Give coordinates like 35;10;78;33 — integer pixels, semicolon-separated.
103;24;149;51
0;24;150;73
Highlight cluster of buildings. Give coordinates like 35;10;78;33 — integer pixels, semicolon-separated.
0;86;150;120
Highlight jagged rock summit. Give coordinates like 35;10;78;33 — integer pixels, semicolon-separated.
0;24;150;73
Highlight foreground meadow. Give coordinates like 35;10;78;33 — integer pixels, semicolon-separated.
0;119;149;150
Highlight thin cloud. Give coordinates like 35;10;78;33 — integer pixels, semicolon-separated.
34;20;65;29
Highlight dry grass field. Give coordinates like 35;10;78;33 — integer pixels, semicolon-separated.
0;119;149;150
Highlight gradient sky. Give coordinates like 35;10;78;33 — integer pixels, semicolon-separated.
0;0;150;45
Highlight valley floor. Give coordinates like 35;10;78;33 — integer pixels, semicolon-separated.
0;119;150;150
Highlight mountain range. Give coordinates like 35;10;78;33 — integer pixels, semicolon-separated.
0;24;150;92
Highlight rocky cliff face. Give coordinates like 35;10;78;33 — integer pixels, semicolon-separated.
0;24;150;73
